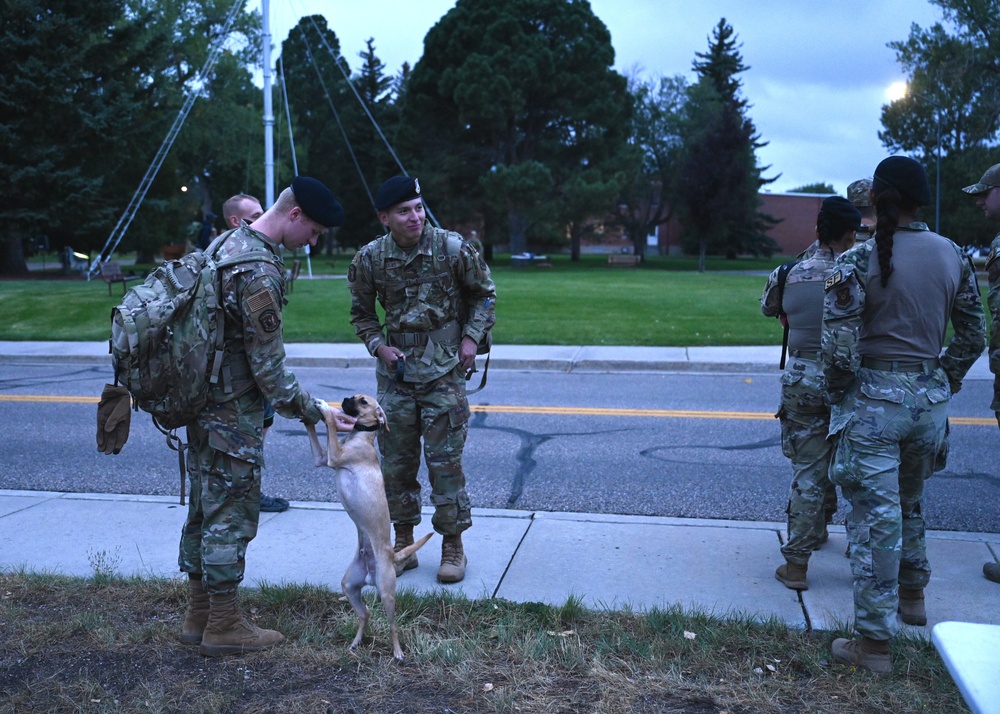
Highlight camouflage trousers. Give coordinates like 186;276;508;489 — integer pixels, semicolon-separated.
829;367;951;640
376;365;472;536
776;358;838;564
177;420;262;594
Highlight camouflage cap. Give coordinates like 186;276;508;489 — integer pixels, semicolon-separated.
962;163;1000;195
846;178;872;207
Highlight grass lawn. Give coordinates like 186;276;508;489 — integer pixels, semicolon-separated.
0;571;967;713
2;253;787;345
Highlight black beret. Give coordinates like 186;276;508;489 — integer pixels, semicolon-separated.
374;175;422;212
291;176;344;228
820;196;863;232
873;156;932;206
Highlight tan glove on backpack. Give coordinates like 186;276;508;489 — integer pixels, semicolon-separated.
97;384;131;455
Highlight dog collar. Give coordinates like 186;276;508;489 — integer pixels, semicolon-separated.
353;423;379;432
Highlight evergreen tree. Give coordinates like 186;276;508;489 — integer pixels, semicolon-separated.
672;19;777;270
279;18;405;248
0;0;171;273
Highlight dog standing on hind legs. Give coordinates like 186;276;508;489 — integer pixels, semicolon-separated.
306;394;432;660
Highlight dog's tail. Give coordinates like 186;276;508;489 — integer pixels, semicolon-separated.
394;532;433;563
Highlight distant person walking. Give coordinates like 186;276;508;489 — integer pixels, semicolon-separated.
762;197;862;591
961;162;1000;585
823;156;986;674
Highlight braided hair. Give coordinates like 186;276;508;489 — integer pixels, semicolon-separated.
873;183;900;288
870;156;930;288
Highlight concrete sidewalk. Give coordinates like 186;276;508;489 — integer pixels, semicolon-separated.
2;489;998;638
1;340;994;379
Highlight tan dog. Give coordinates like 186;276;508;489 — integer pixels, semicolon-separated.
305;394;432;660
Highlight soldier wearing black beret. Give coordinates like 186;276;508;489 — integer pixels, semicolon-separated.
175;176;355;657
291;175;346;228
347;175;497;584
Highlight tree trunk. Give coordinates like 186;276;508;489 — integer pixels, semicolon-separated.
570;225;581;262
0;238;30;277
698;240;707;273
507;210;529;255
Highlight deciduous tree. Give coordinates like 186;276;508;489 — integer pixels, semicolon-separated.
879;0;1000;242
616;74;688;258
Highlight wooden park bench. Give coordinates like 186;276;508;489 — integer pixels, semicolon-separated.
607;254;641;267
98;261;142;296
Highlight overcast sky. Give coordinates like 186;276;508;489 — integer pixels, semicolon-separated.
255;0;947;195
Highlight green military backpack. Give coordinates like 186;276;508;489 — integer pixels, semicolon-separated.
109;230;279;431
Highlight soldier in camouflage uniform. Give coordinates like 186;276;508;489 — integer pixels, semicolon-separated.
347;176;496;584
178;177;355;656
222;193;289;515
762;197;862;591
823;157;986;674
961;162;1000;585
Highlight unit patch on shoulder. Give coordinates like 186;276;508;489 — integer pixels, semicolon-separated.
835;286;854;310
348;263;357;282
824;269;845;291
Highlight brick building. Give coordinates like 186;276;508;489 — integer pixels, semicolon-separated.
656;191;833;258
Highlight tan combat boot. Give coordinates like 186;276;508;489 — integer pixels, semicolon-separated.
199;591;285;657
394;523;418;576
898;587;927;626
831;636;892;675
180;577;211;645
774;560;808;590
437;534;467;583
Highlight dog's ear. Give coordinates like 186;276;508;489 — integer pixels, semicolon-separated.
376;403;389;432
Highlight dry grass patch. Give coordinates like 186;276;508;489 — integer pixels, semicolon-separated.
0;572;967;713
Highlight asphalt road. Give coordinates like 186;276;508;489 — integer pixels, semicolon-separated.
1;361;998;533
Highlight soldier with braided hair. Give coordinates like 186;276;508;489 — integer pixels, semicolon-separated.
822;156;986;675
762;197;862;591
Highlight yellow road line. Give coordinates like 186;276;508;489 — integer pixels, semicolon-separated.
2;395;994;426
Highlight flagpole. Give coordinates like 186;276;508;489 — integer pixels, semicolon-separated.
262;0;274;207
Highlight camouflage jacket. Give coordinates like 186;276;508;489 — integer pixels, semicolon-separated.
198;227;322;462
986;233;1000;409
821;223;986;401
348;224;497;383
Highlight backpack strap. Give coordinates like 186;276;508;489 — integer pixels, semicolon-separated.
775;260;797;370
205;230;282;387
